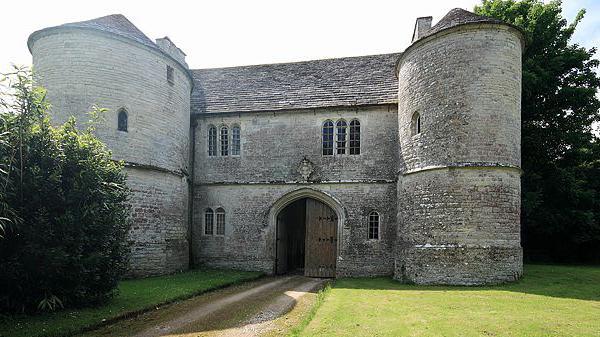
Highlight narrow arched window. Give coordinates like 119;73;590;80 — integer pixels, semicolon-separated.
208;126;217;156
349;119;360;155
368;211;380;240
336;120;347;155
220;126;229;156
117;109;128;132
411;112;421;136
204;208;214;235
216;208;225;236
322;120;334;155
232;126;241;156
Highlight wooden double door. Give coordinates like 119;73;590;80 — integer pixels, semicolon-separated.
276;198;338;278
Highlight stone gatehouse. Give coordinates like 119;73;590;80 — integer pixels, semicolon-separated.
28;8;524;285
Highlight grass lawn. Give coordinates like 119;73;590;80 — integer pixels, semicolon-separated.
0;268;262;337
300;265;600;337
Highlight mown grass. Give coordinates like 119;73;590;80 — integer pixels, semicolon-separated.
288;283;332;337
299;265;600;337
0;268;262;337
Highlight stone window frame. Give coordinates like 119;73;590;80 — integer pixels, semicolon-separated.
231;124;241;156
335;119;348;155
323;118;361;156
117;108;128;132
349;119;361;155
204;208;214;235
219;125;229;156
322;120;334;156
166;65;174;85
208;125;217;157
411;111;421;137
367;210;381;240
215;207;225;236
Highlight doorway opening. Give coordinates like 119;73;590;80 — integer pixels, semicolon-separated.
275;197;338;278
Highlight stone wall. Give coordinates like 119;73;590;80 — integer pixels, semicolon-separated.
396;167;522;284
193;183;396;277
126;167;189;277
396;24;523;284
194;105;398;184
30;28;192;276
192;105;399;276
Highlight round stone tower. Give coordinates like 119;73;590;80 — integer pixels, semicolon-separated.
28;15;193;276
395;9;524;284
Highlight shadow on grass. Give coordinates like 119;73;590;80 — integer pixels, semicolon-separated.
333;264;600;302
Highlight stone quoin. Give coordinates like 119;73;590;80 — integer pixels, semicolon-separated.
28;8;524;285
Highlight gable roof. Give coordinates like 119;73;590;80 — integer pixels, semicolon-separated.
191;53;400;114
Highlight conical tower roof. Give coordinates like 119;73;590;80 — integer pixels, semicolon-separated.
419;8;504;40
28;14;156;51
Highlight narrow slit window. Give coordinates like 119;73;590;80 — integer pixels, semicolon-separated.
336;120;347;155
349;119;360;155
232;126;241;156
322;120;334;155
368;211;380;240
208;126;217;156
411;112;421;136
220;126;229;156
117;109;128;132
167;65;174;85
204;208;214;235
216;208;225;236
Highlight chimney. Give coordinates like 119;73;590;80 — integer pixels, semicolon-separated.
412;16;433;42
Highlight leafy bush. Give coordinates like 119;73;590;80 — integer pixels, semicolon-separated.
0;68;131;313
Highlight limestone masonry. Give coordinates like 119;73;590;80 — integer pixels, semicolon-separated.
28;8;524;285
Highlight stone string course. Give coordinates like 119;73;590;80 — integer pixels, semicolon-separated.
30;9;523;284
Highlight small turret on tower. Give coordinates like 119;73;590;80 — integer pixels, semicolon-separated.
411;16;432;42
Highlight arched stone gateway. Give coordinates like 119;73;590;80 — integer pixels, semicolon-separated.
269;189;345;278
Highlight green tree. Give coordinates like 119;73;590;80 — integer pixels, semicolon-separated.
475;0;600;261
0;68;131;313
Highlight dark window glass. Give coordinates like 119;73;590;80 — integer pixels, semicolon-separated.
411;112;421;136
322;120;334;155
220;126;229;156
216;208;225;235
205;209;214;235
208;126;217;156
336;120;347;155
349;120;360;155
167;65;174;85
118;109;128;132
232;126;241;156
368;211;380;240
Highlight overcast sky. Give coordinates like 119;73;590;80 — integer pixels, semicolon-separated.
1;0;598;73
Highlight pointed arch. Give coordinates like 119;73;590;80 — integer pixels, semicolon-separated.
322;120;334;155
349;119;360;155
117;108;128;132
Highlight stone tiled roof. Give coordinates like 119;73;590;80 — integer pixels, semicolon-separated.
420;8;504;39
60;14;157;49
191;53;400;114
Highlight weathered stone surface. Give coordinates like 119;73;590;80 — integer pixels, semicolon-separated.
193;183;396;277
396;23;523;284
29;9;524;284
30;27;191;277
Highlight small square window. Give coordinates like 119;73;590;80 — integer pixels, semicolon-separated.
167;65;174;85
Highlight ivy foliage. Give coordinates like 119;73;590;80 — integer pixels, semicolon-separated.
0;68;131;313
